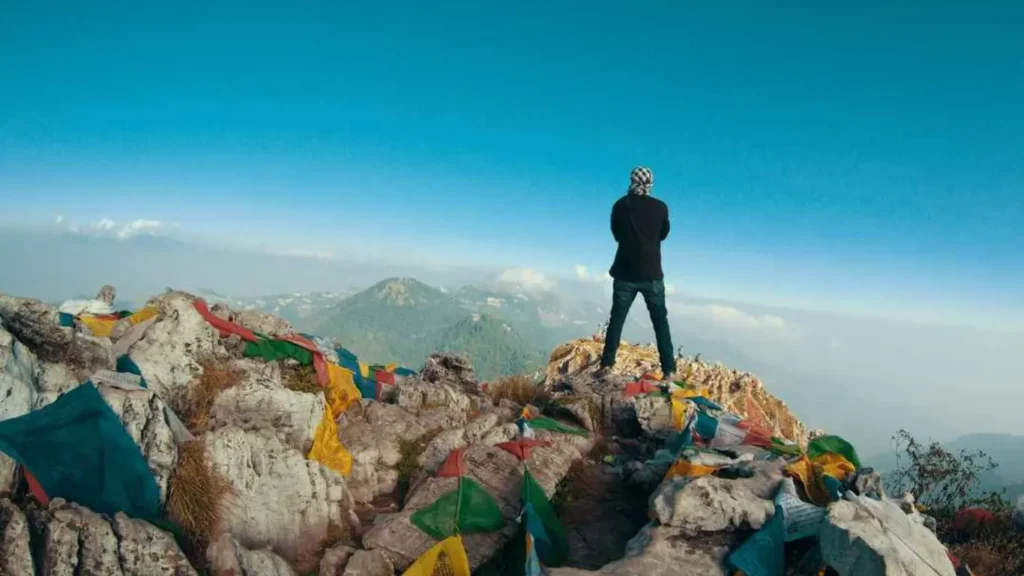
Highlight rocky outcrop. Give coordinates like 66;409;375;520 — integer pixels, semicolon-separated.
234;309;295;337
319;543;358;575
28;499;197;576
96;383;179;503
820;493;956;576
549;526;738;576
204;426;358;560
0;498;33;575
1;286;969;575
207;533;297;576
545;337;808;445
130;291;223;399
209;359;324;453
0;323;37;493
342;550;394;576
0;295;114;381
651;461;783;533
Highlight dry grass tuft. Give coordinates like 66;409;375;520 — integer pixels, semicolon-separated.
487;374;550;407
281;363;320;394
166;440;233;569
174;358;243;435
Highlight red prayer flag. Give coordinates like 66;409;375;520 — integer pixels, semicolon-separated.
496;439;552;461
24;467;50;506
624;381;660;397
436;448;468;477
193;301;258;342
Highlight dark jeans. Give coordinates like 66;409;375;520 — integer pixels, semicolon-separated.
600;279;676;375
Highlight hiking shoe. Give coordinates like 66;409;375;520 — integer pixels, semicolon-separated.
662;372;677;383
594;366;613;380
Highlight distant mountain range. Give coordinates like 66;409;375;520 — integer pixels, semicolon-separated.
308;278;559;381
193;288;359;328
192;276;782;382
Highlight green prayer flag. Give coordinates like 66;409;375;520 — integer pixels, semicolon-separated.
411;477;505;540
807;435;861;468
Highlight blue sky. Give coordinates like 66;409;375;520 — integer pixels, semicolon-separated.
2;1;1022;327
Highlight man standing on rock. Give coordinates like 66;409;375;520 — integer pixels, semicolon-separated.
596;166;677;381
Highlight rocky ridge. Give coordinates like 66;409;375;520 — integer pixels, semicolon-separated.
0;287;962;575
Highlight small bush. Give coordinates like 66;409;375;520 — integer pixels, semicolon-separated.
891;429;1024;573
173;358;243;435
487;374;550;407
166;440;233;569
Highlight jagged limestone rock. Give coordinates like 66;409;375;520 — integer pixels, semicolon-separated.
342;549;395;576
0;322;38;493
111;511;199;575
234;309;296;337
819;493;956;576
97;383;179;504
210;359;324;453
204;426;358;560
545;338;808;445
548;524;736;576
28;499;196;576
651;460;784;533
0;499;33;576
320;543;358;575
130;291;223;400
208;533;297;576
339;401;463;504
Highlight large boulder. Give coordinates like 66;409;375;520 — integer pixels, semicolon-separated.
819;493;956;576
33;361;80;409
204;426;359;560
207;533;297;576
0;498;33;575
651;460;784;533
339;399;471;504
419;353;478;392
0;322;38;493
319;543;358;575
342;549;394;576
97;383;179;503
362;429;593;572
130;291;223;400
234;309;295;337
0;295;114;381
29;498;197;576
210;359;324;453
548;524;737;576
544;339;808;445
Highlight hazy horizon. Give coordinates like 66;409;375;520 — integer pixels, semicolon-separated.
2;226;1021;457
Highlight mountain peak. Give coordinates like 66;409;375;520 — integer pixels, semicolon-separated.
370;277;439;306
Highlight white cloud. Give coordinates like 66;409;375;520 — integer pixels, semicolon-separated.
55;214;64;224
93;218;117;231
116;219;162;239
574;264;589;280
669;300;792;334
497;268;556;292
665;283;677;295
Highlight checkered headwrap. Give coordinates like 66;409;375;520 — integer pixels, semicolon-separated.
628;166;653;196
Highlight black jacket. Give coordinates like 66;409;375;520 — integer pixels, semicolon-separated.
608;194;670;282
